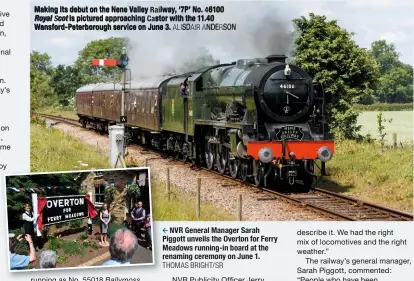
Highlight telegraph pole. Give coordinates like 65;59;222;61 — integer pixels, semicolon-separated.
91;47;129;168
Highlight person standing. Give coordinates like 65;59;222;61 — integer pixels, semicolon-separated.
100;203;111;247
22;203;38;251
131;201;146;238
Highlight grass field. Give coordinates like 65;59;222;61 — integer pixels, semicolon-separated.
321;140;413;213
31;122;231;220
354;103;412;112
31;123;110;172
151;180;235;221
357;111;413;143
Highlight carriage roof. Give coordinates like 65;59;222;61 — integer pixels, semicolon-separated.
75;76;174;93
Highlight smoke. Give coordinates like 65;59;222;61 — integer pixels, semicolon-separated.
250;14;295;60
122;2;295;79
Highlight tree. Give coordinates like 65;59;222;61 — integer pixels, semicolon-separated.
51;65;83;107
30;51;55;111
6;173;88;230
291;13;380;139
74;37;130;84
370;40;413;103
370;40;400;75
30;51;53;74
376;63;413;103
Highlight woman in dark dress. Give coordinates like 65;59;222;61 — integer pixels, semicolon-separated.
22;203;38;251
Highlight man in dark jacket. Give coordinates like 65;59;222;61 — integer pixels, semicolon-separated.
131;201;146;238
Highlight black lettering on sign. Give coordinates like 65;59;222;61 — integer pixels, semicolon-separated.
275;126;304;140
42;195;88;225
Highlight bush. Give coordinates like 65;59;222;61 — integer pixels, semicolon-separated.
60;240;85;256
78;233;88;240
57;255;67;264
9;228;29;255
78;188;87;195
46;236;61;252
104;186;116;203
69;219;83;228
126;184;141;200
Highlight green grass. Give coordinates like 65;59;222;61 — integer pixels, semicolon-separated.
31;123;110;172
321;140;413;213
151;180;235;221
30;123;230;220
354;103;413;112
37;107;78;120
357;111;413;143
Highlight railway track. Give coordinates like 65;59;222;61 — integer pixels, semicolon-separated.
37;113;414;222
36;113;83;127
207;169;413;221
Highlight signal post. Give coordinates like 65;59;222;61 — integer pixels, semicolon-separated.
91;47;129;168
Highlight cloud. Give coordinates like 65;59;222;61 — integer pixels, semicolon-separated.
48;36;73;47
380;31;410;44
348;0;413;7
299;8;335;19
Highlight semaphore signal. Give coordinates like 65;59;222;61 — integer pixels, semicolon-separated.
91;59;117;67
91;55;128;68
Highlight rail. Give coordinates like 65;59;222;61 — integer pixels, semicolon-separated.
37;113;413;222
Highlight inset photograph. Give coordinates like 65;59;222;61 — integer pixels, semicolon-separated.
5;168;153;271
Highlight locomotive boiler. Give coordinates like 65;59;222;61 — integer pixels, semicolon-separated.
76;54;334;192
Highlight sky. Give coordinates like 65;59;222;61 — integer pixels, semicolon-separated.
31;0;414;77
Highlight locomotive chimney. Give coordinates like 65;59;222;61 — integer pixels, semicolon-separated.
266;54;287;63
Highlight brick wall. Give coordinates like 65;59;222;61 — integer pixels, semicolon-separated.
81;170;150;224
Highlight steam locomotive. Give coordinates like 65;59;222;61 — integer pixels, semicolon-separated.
76;54;335;192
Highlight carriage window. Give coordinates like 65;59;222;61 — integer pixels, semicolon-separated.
137;92;140;112
142;92;146;113
146;93;150;113
150;93;155;114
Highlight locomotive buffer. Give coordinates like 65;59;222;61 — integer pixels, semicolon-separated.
92;47;130;168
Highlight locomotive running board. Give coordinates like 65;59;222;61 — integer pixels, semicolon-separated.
194;119;243;129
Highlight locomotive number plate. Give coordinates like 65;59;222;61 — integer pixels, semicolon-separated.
280;84;295;89
275;126;304;140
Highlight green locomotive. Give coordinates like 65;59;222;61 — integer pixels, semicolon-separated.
76;54;334;191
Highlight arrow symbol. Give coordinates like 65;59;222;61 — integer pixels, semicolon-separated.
163;228;168;233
